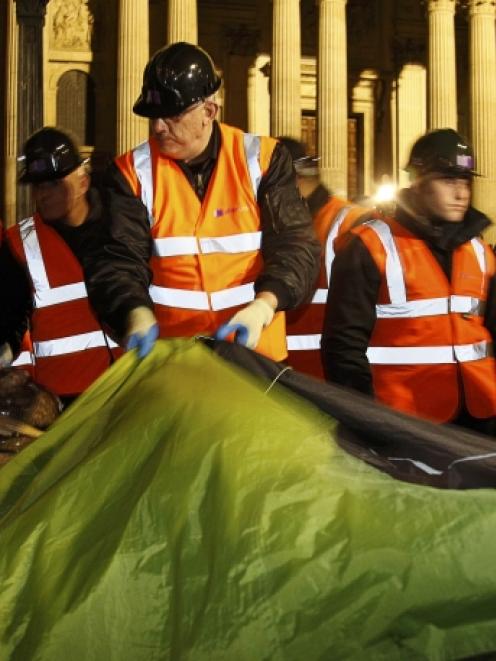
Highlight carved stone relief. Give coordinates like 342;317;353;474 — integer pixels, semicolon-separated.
50;0;94;50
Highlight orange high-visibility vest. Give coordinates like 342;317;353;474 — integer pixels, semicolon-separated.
116;123;287;361
286;198;370;379
7;215;120;396
354;217;496;423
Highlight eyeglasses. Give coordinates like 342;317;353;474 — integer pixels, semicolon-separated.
153;101;206;126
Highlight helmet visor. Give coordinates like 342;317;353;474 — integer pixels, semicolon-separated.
19;143;83;184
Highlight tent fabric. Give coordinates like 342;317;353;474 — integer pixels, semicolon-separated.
207;338;496;489
1;339;496;660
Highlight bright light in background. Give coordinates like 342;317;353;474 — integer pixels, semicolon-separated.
374;181;397;204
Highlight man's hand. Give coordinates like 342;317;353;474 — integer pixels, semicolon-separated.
215;297;275;349
125;306;159;359
0;343;14;368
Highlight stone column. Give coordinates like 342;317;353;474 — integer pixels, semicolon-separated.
317;0;348;196
352;70;377;196
247;55;271;136
469;0;496;237
397;64;427;188
271;0;301;138
427;0;457;129
14;0;49;220
167;0;197;44
4;0;18;227
116;0;149;154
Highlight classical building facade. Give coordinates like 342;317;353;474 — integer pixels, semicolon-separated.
1;0;496;238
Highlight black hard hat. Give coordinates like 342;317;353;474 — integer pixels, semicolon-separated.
406;128;478;178
277;136;319;176
133;42;222;119
19;127;83;184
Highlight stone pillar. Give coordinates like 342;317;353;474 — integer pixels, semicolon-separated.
4;0;18;227
352;70;377;196
167;0;197;44
317;0;348;196
427;0;457;129
14;0;48;220
116;0;149;154
247;55;271;136
397;64;427;188
271;0;301;138
468;0;496;237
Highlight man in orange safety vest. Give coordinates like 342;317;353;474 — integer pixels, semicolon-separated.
322;128;496;435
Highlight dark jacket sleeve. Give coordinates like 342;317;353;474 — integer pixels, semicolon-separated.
321;233;380;395
0;240;32;356
484;272;496;346
82;165;154;339
255;142;321;310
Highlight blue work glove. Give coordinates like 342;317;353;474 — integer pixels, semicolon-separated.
215;298;275;349
125;306;159;359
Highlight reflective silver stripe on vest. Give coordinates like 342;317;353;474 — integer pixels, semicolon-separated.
210;283;255;311
243;133;262;198
325;206;351;284
20;217;88;308
450;295;485;315
37;282;89;308
150;286;210;310
287;334;321;351
133;141;154;226
471;237;486;274
200;232;261;254
11;351;33;367
376;295;485;319
150;282;256;311
34;331;118;357
20;216;50;293
367;340;492;365
376;297;448;318
153;232;262;257
367;220;407;304
154;237;200;257
311;289;328;304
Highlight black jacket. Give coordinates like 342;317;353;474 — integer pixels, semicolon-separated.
321;188;495;396
82;122;321;338
0;239;32;356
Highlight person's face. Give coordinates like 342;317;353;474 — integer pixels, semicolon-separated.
150;100;217;161
414;174;472;222
31;168;89;224
296;174;319;200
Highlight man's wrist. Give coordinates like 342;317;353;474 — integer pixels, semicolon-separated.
255;291;278;312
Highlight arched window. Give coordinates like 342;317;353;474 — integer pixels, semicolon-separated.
56;70;95;146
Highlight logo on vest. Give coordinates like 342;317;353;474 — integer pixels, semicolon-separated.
213;205;248;218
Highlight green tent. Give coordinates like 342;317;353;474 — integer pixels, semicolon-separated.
1;340;496;661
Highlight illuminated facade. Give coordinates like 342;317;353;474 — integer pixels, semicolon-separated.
1;0;496;238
